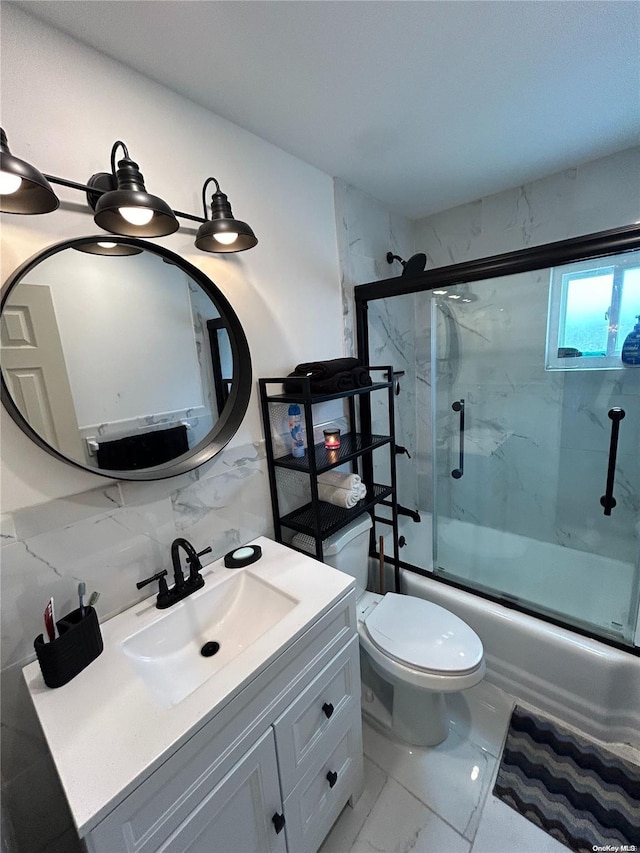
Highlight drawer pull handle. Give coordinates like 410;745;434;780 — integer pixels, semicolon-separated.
322;702;334;719
326;770;338;788
272;812;286;834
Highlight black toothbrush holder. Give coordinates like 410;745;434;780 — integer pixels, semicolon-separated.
34;606;103;688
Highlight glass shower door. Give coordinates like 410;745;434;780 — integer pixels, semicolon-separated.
431;262;640;646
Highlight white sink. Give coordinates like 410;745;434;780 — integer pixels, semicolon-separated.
120;570;298;708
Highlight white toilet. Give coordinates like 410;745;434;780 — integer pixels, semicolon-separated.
293;514;485;746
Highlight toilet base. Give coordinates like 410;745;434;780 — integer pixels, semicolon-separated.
391;682;449;746
360;648;450;747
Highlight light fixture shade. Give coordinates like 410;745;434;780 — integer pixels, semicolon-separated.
94;188;179;237
195;217;258;253
195;177;258;253
0;128;59;214
73;239;143;257
89;143;178;237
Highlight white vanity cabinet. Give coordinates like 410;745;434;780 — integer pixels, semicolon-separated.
83;591;363;853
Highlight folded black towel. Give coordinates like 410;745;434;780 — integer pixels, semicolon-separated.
352;367;373;387
310;371;356;392
96;425;189;470
294;357;362;381
284;370;356;394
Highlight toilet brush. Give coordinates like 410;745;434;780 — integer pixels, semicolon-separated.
378;536;385;594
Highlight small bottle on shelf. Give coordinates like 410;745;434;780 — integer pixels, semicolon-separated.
288;404;306;457
621;315;640;366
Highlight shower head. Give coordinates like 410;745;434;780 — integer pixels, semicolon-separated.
386;251;427;277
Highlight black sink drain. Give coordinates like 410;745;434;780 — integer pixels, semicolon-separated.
200;641;220;657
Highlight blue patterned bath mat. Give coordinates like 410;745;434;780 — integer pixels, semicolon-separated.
493;705;640;852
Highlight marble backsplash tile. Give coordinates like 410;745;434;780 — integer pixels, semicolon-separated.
1;513;17;548
11;485;123;541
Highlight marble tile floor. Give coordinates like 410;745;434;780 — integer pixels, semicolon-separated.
320;680;569;853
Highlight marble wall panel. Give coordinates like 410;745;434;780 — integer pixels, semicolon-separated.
0;514;17;548
171;457;272;555
415;147;640;267
10;485;123;541
334;178;415;358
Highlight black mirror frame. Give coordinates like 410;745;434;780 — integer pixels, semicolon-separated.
1;235;253;480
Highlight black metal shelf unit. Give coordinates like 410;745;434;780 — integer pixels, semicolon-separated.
259;367;400;576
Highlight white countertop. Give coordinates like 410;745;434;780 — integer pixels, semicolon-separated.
23;537;354;836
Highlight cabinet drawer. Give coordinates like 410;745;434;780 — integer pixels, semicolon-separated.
283;709;363;853
274;635;360;795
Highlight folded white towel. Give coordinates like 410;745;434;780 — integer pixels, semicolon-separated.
317;470;361;490
317;483;365;509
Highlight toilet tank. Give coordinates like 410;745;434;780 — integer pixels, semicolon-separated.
292;513;373;591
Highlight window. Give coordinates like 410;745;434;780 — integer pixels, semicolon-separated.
545;248;640;370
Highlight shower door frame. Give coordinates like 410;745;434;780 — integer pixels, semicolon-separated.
354;223;640;654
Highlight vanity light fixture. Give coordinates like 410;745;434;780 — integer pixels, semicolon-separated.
195;177;258;253
0;128;59;214
0;128;258;253
87;141;179;238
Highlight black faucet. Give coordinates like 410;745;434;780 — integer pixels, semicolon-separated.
137;538;212;609
171;537;211;590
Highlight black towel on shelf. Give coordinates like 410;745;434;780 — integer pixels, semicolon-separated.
352;366;373;387
293;357;362;380
283;357;374;394
284;371;356;394
96;424;189;470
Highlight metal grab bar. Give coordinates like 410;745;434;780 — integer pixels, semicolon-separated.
451;399;465;479
600;407;625;515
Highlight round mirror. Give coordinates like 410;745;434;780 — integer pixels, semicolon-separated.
1;236;252;480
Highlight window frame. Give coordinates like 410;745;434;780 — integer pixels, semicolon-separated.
545;250;640;371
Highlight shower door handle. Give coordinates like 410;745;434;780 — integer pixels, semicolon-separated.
600;407;625;516
451;399;465;479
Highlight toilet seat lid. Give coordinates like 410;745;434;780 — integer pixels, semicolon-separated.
363;593;483;674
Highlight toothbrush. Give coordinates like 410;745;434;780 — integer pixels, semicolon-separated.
44;598;57;643
78;582;86;617
88;591;100;609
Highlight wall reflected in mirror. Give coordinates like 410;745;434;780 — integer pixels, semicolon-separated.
1;240;240;473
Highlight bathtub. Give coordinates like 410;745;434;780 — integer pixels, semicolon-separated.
384;514;640;750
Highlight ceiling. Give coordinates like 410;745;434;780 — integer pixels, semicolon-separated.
11;0;640;219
